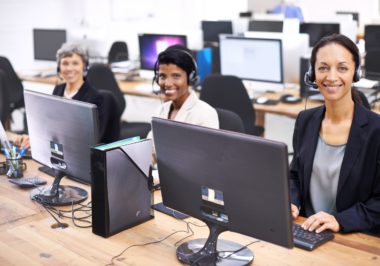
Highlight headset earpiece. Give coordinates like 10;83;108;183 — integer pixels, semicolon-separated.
353;56;361;82
304;65;318;89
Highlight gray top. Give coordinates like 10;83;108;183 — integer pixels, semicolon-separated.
305;136;346;216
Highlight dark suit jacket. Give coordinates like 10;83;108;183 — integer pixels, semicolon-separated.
290;102;380;236
53;81;116;143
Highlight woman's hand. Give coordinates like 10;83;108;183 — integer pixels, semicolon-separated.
14;134;30;150
291;204;299;219
302;211;340;233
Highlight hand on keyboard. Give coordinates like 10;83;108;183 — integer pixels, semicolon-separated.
293;224;334;251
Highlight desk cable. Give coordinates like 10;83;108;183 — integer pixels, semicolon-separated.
106;217;207;266
33;191;92;229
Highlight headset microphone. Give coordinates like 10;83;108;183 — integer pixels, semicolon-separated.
303;70;319;90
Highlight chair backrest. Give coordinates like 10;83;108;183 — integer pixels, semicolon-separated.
215;108;245;133
364;50;380;80
87;63;126;117
200;74;261;135
97;90;121;143
0;56;24;110
0;70;11;127
108;41;129;64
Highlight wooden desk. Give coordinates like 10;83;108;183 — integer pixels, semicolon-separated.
1;158;379;265
20;75;380;130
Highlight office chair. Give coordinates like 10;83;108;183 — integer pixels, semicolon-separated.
215;108;245;133
108;41;129;64
97;90;120;143
200;74;264;136
0;56;24;111
87;63;126;117
86;63;151;140
0;56;26;133
0;70;11;128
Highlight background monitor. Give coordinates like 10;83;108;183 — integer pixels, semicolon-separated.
201;20;233;43
24;90;99;206
138;33;187;71
152;117;293;264
248;20;284;32
364;25;380;52
299;22;340;47
33;29;67;61
219;35;284;91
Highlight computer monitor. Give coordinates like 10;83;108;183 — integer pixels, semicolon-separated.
152;117;293;264
244;31;309;84
364;25;380;52
24;90;99;206
219;35;284;92
33;29;67;61
138;33;187;71
248;20;283;32
299;22;340;47
201;20;233;43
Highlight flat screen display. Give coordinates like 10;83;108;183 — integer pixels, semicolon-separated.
138;34;187;70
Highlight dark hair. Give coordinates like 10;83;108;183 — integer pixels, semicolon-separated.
310;34;365;105
310;34;360;79
154;45;197;85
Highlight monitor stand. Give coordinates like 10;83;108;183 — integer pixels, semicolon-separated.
30;168;88;206
176;221;254;265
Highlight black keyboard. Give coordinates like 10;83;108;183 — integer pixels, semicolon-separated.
293;224;334;251
9;176;47;188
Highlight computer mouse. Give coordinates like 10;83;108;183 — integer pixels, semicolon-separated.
280;94;302;104
256;97;268;104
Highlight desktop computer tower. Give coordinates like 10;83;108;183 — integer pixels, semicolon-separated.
300;56;320;98
91;139;154;238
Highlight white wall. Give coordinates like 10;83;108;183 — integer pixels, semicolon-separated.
0;0;248;71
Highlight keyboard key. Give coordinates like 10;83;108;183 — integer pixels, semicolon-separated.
293;224;334;251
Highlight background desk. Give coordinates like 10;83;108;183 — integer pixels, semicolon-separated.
19;75;380;132
0;158;380;265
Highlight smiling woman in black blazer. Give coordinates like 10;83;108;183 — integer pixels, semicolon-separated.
290;34;380;236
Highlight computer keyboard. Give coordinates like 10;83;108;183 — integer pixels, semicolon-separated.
9;176;47;188
293;224;334;251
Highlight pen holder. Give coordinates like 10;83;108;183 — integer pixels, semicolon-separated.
5;158;27;178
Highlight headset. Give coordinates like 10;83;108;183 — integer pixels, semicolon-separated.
304;49;362;89
57;53;89;77
57;60;89;77
153;48;199;87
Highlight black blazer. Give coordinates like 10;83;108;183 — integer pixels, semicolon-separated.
53;81;112;143
290;102;380;236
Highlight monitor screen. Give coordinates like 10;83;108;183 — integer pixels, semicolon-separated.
138;33;187;71
24;90;99;206
201;20;233;43
152;117;293;264
299;23;340;47
33;29;67;61
364;25;380;52
219;35;283;84
248;20;284;32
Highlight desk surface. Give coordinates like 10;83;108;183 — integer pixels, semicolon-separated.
20;75;380;122
0;158;379;265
